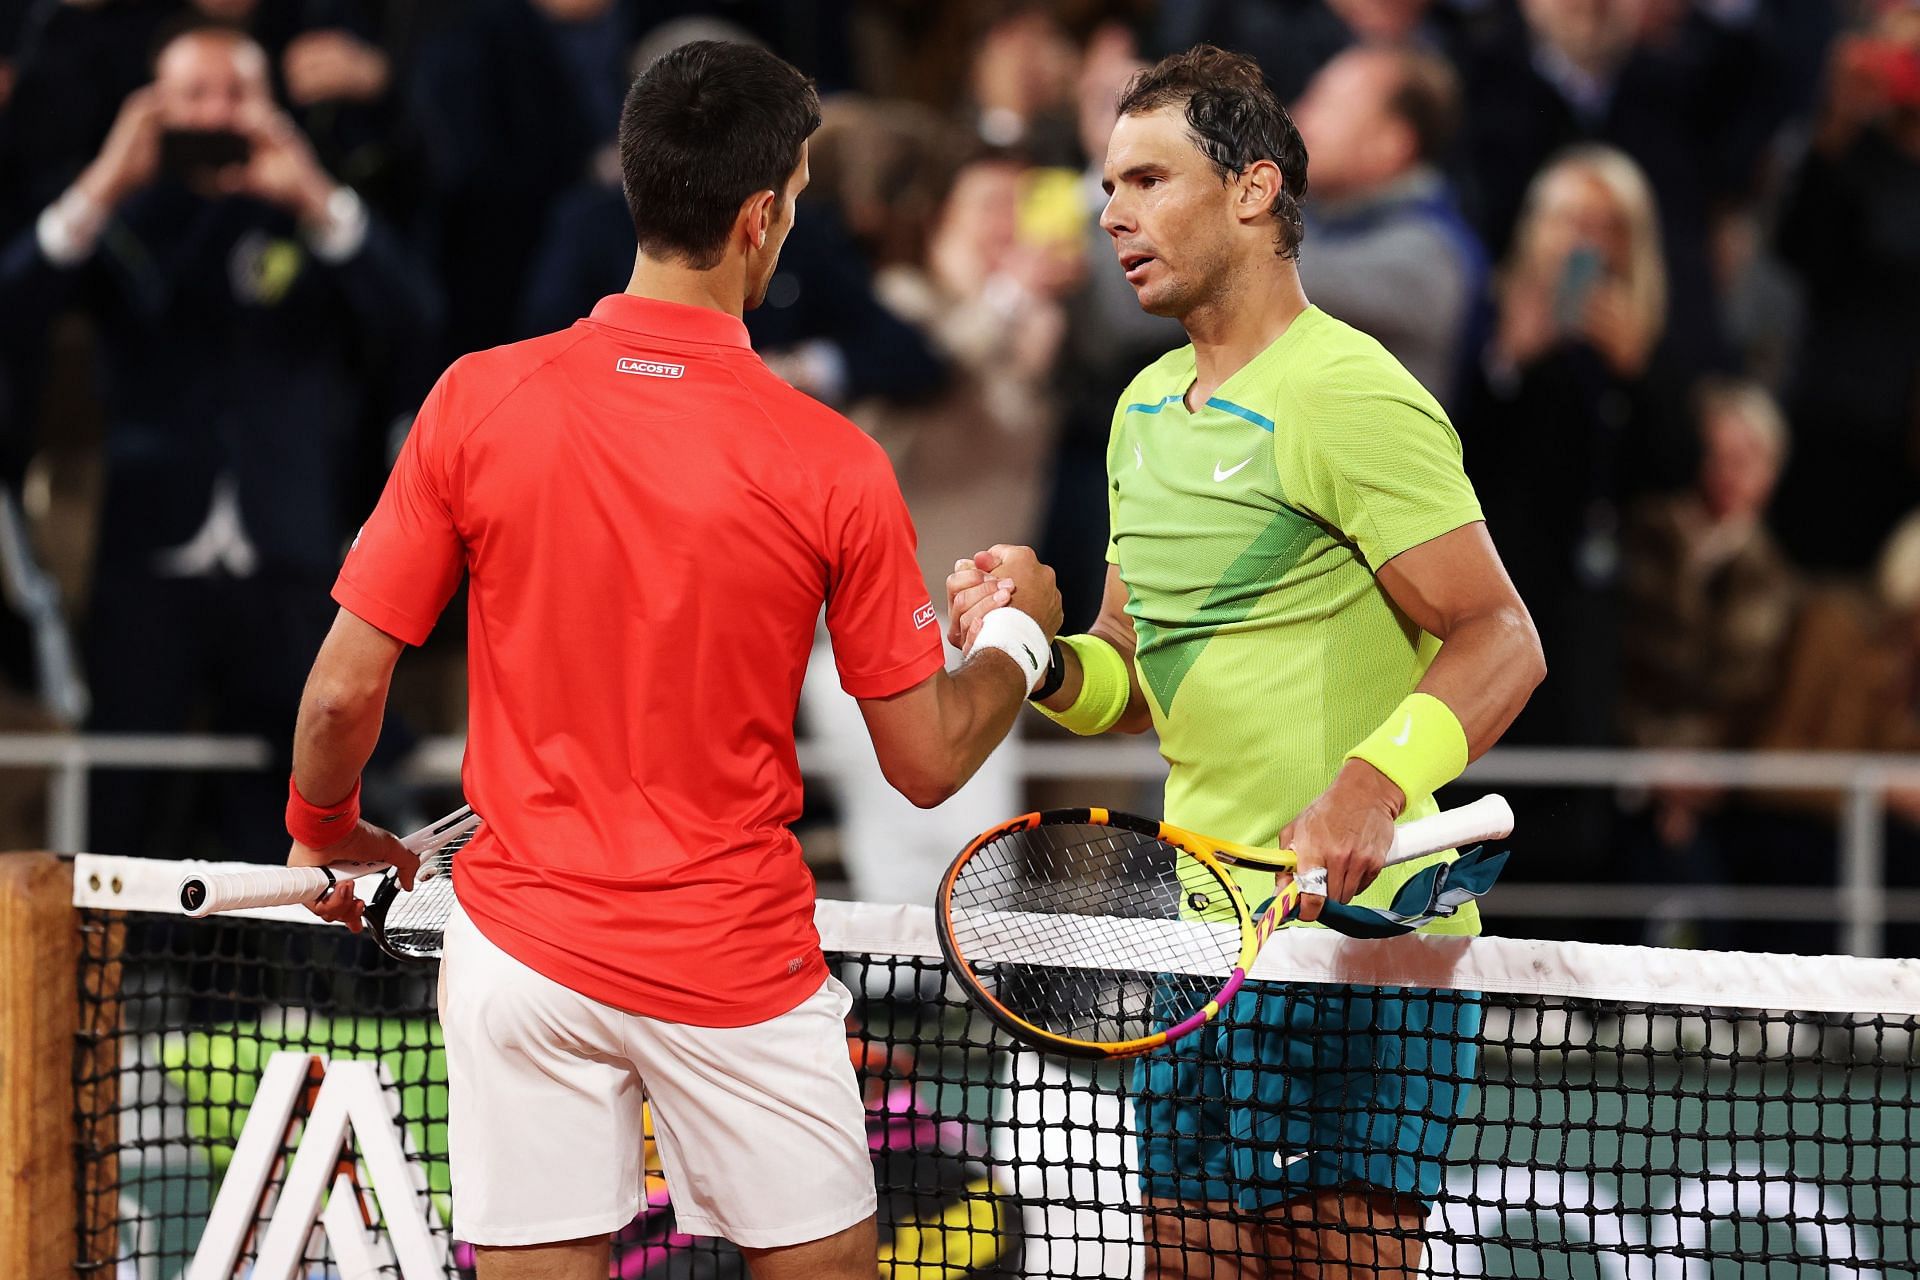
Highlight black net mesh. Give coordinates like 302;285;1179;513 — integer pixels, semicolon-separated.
76;905;1920;1279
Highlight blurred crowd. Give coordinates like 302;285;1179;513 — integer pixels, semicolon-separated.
1;0;1918;941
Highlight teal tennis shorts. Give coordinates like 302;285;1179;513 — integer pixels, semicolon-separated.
1134;981;1482;1211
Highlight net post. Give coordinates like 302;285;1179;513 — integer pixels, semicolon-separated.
1840;780;1886;957
0;852;82;1277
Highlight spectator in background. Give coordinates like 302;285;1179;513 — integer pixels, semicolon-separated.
0;22;440;860
408;0;635;356
1292;40;1486;407
1470;144;1686;747
1744;507;1920;951
801;137;1078;906
1618;379;1798;942
1042;23;1184;629
965;6;1079;161
1458;0;1775;379
1770;2;1920;571
1153;0;1460;104
1621;379;1797;756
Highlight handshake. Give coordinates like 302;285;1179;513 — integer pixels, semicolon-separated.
943;545;1065;656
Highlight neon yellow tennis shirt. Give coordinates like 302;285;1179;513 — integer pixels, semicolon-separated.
1105;306;1484;933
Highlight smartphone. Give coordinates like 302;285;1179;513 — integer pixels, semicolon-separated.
1554;245;1604;331
159;129;251;180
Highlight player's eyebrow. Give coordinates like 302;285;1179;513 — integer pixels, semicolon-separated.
1101;164;1167;196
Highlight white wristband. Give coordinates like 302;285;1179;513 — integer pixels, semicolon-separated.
972;607;1051;696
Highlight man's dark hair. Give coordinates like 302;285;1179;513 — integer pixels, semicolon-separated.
1116;45;1309;259
618;41;822;269
1384;47;1463;167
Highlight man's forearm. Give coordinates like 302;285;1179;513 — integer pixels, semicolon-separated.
1412;605;1545;759
1034;622;1153;734
291;680;387;808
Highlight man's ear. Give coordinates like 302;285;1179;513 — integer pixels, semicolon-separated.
741;188;777;249
1235;158;1284;227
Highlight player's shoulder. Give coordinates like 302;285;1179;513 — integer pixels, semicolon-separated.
431;328;597;424
731;359;900;485
1261;308;1450;431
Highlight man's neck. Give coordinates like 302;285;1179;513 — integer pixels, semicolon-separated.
625;253;748;318
1182;261;1310;406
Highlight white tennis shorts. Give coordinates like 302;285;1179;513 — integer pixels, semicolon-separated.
438;899;876;1248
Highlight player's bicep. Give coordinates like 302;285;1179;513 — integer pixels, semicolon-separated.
1375;521;1530;642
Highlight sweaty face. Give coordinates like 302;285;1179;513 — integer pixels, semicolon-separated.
746;145;810;310
1099;107;1237;319
154;34;272;133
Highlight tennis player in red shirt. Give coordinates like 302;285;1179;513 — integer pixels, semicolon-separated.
277;42;1061;1280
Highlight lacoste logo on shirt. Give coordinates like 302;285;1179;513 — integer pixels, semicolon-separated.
615;357;685;379
912;603;938;630
1213;456;1254;482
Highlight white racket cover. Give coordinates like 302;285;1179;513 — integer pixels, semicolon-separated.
176;806;476;918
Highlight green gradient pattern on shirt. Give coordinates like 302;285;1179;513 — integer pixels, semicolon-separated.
1104;307;1485;932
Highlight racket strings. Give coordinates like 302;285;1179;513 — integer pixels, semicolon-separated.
372;819;478;959
945;823;1244;1048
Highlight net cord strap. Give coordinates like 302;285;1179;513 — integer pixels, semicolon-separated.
72;853;1920;1015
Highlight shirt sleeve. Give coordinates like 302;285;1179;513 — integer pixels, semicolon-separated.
1286;378;1484;570
823;443;946;698
332;373;466;645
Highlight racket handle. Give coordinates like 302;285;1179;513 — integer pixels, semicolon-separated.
178;862;389;918
1387;793;1514;863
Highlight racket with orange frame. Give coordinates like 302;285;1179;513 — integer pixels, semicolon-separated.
935;795;1513;1059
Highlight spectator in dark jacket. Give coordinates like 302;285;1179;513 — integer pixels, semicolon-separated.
1770;7;1920;571
407;0;635;357
1468;144;1689;747
0;23;440;859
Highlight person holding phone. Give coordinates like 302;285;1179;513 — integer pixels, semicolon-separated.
1466;144;1689;755
0;17;440;868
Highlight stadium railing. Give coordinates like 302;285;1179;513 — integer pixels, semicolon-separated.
0;733;1916;953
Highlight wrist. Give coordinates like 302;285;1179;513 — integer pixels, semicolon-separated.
1333;757;1406;821
1028;638;1067;702
287;774;362;849
972;607;1051;696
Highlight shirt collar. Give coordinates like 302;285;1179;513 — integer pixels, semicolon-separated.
587;294;752;349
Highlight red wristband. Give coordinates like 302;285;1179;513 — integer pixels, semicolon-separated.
287;775;362;849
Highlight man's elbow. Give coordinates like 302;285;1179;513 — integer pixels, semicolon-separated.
884;761;962;810
305;674;388;725
1508;606;1547;693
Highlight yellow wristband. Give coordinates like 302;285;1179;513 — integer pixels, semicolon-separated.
1035;633;1132;736
1344;692;1468;806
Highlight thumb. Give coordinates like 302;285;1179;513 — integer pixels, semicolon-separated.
972;549;1003;573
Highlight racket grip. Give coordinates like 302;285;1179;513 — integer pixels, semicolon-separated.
1387;794;1514;862
178;862;387;918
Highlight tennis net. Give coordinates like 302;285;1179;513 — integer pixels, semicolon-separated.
67;853;1920;1279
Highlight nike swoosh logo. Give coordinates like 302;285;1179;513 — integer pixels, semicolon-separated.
1134;443;1144;470
1274;1150;1310;1170
1213;456;1253;482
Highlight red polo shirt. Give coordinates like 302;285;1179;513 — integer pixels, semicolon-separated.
334;295;945;1024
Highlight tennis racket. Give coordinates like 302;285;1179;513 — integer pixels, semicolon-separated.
936;794;1513;1059
178;806;480;962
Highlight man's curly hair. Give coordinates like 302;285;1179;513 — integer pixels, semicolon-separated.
1116;45;1310;260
